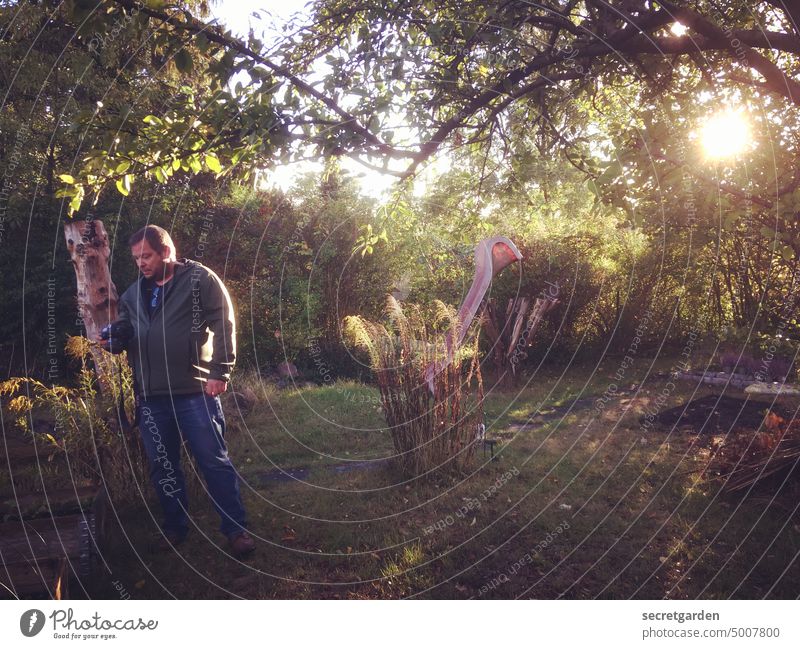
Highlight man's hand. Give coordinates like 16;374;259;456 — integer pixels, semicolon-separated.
96;333;110;351
205;379;227;397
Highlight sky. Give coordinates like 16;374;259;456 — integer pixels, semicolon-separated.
209;0;309;36
207;0;423;198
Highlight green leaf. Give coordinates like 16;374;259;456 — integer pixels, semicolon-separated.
204;153;222;173
66;184;84;216
69;193;82;215
782;245;795;262
58;174;75;184
143;115;162;126
115;174;132;197
597;160;623;185
115;160;131;173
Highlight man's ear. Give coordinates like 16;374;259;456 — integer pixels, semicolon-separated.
162;244;176;262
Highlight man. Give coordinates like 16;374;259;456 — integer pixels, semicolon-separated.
100;225;255;558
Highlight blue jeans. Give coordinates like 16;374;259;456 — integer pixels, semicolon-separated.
137;392;248;538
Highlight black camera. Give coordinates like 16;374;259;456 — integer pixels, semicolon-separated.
99;320;134;354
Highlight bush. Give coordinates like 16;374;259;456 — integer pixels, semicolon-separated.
0;337;149;503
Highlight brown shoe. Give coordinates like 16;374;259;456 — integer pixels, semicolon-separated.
228;530;256;558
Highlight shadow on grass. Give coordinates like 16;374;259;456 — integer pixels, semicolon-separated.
79;362;800;599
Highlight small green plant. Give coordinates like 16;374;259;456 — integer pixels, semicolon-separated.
379;542;431;596
344;296;484;478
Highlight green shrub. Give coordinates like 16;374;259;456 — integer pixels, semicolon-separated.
1;337;149;503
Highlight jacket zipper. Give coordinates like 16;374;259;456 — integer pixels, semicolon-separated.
145;273;174;396
139;266;185;397
144;279;152;396
145;326;151;396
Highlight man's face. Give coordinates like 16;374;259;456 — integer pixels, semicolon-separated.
131;239;168;280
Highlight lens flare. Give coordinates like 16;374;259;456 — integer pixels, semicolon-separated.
670;22;688;36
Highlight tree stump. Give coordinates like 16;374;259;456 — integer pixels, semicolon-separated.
64;219;119;382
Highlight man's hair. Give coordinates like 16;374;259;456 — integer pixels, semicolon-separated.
128;225;176;259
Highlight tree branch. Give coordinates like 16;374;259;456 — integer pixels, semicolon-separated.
660;1;800;106
653;152;773;209
110;0;411;160
618;30;800;55
402;8;675;177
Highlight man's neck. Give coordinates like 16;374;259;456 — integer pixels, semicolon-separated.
155;262;176;286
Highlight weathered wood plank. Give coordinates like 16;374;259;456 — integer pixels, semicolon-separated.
0;486;98;518
0;514;87;565
0;437;52;463
0;556;69;599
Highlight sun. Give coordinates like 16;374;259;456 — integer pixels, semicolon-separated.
670;22;688;36
699;109;752;160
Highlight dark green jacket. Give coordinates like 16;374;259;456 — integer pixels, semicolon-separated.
117;259;236;398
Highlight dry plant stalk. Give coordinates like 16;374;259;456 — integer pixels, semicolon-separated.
344;296;484;478
711;411;800;492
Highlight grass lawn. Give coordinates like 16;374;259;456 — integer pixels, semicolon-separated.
84;358;800;599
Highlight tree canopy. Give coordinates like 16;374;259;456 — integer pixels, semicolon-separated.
7;1;796;210
3;0;800;374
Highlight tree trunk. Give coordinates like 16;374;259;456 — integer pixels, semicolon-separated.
713;275;724;328
64;219;119;381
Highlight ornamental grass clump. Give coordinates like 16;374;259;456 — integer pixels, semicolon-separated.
344;296;484;478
